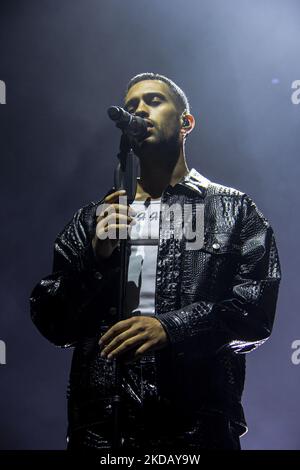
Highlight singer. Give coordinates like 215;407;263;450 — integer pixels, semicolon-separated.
30;73;281;451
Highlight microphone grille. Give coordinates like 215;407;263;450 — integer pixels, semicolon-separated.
107;106;121;121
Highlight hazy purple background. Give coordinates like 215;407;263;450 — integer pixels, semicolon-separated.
0;0;299;450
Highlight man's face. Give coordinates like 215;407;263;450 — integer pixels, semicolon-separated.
124;80;182;153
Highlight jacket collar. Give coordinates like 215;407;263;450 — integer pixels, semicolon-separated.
127;168;210;201
176;168;210;198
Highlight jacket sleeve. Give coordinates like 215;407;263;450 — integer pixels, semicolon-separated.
157;195;281;357
30;200;120;347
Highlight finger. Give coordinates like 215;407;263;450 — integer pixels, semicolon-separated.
99;318;135;346
106;335;147;359
96;220;135;241
102;212;136;227
109;204;136;216
96;214;135;237
100;327;137;357
103;190;126;203
96;223;131;241
97;204;136;220
96;192;128;219
134;342;152;358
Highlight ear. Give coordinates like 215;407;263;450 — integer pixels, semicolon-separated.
180;113;195;137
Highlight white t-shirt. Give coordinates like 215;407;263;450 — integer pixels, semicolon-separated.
124;198;161;317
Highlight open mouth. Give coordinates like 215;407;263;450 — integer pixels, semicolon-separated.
145;120;154;128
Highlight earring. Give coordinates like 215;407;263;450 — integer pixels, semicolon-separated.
182;117;189;128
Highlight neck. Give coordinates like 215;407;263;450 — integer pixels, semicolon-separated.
135;148;189;200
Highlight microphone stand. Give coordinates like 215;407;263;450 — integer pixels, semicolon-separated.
111;131;139;451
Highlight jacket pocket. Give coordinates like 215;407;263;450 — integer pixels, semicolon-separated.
200;232;241;255
181;232;240;301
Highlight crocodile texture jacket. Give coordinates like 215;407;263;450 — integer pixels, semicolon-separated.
30;168;281;444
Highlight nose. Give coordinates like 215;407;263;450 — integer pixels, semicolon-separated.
134;101;149;118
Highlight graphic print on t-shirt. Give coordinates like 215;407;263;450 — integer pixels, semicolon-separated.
124;198;161;318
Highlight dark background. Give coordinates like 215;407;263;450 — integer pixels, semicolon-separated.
0;0;299;449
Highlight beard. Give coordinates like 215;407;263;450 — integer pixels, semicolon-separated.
131;127;181;167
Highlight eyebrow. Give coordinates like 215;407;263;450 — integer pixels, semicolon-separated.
124;91;167;110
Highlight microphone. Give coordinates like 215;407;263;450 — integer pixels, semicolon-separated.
107;106;148;140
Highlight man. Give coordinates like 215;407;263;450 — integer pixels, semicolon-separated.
30;73;281;451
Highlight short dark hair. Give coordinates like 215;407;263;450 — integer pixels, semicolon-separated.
126;73;190;114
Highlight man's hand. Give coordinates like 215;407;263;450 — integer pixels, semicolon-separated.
92;189;136;260
98;316;169;363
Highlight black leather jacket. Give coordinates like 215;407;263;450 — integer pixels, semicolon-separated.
30;169;281;437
